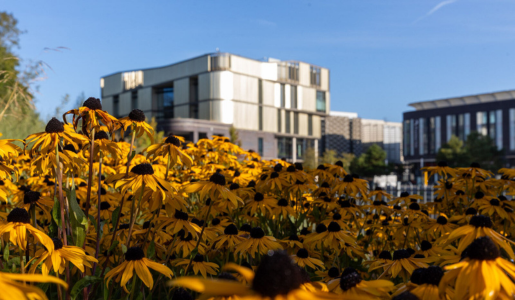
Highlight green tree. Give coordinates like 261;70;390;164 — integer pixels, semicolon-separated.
0;12;44;139
302;147;317;170
464;131;504;171
229;125;241;146
350;144;388;178
436;135;470;168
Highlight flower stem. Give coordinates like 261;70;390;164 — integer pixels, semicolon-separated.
126;182;145;247
92;155;103;275
184;198;214;275
85;127;96;238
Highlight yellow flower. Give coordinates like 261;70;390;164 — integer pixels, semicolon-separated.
25;118;87;157
0;208;54;252
105;246;173;293
291;248;324;270
28;238;97;275
145;134;192;168
176;254;219;278
234;227;282;258
63;97;118;137
117;109;154;143
327;267;393;299
0;271;67;300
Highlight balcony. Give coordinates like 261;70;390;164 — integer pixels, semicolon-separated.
210;53;231;71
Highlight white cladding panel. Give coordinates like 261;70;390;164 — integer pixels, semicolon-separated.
261;62;278;81
119;92;132;116
211;100;234;124
302;87;316;112
143;56;209;87
274;83;281;107
263;106;278;132
297;86;303;110
285;84;291;108
312;115;321;138
299;113;308;136
233;74;258;103
298;62;310;87
174;78;190;106
321;68;329;91
234;102;258;130
230;56;262;78
102;74;123;97
262;80;275;106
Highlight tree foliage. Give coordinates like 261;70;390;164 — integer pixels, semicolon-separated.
350;144;389;178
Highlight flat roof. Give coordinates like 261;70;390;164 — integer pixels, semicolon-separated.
408;89;515;111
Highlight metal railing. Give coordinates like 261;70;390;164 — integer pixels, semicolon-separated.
370;183;436;204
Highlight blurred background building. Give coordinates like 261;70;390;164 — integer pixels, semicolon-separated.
403;89;515;182
322;111;403;163
100;52;330;160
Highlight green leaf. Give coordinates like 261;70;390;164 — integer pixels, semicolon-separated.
108;240;119;253
147;241;155;259
89;214;97;234
104;283;109;300
52;196;61;227
130;150;136;160
122;244;127;254
70;276;101;300
111;206;121;228
67;188;88;247
3;245;8;262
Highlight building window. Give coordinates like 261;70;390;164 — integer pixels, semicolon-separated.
258;79;263;104
308;115;313;136
113;95;119;118
435;116;441;151
280;84;285;108
291;85;297;109
278;109;282;132
316;91;326;112
131;91;138;110
510;109;515;151
404;119;411;157
419;117;425;155
156;87;174;119
496;109;503;150
458;114;465;140
190;77;199;119
199;132;208;140
277;137;293;159
477;111;487;136
294;112;299;135
285;111;291;134
310;66;321;86
258;138;264;156
489;111;496;141
429;117;435;154
288;62;299;81
258;106;263;131
297;138;304;159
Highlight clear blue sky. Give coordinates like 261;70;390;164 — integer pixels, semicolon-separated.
4;0;515;122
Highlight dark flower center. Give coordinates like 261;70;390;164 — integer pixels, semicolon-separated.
469;215;493;228
335;161;344;167
294;163;303;171
174;210;189;221
410;268;425;284
131;163;154;175
224;224;238;235
465;207;477;215
470;162;480;168
445;182;453;189
247;180;256;188
210;173;226;185
52;238;64;250
193;254;204;262
436;216;447;225
286;166;296;172
274;164;283;172
234;170;241;177
83;97;102;110
339;200;351;208
128;109;146;122
289;234;299;241
465;237;500;260
23;191;41;204
328;267;340;278
125;247;145;261
343;175;354;183
218;272;237;281
240;224;251;232
172;288;193;300
270;172;279;179
94;131;109;140
7;208;30;223
316;224;327;233
437;161;448;167
327;222;341;232
119;223;130;230
419;266;444;286
229;183;240;190
421;240;432;251
456;190;465;196
211;218;220;226
45;117;64;133
165;135;181;147
277;198;289;207
474;192;484;199
393;249;411;260
296;248;309;258
317;165;327;170
100;201;111;210
250;227;265;239
409;203;420;210
254;193;264;202
400;192;409;197
379;250;392;260
252;251;302;298
333;213;342;220
490;199;500;206
339;268;362;291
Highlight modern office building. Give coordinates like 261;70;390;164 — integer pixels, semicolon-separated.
100;53;330;160
322;111;403;163
403;89;515;173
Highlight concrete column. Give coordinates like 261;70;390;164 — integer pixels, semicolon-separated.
314;139;319;164
193;131;199;143
292;137;297;162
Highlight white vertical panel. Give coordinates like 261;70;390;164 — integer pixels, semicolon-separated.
464;113;470;140
435;116;441;151
446;115;452;142
410;120;414;156
299;113;308;135
274;83;281;107
419;118;424;155
497;109;503;150
297;86;303;110
285;84;291;108
263;107;278;132
510;109;515;151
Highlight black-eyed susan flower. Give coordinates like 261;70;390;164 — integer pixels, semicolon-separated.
234;227;282;258
176;254;219;278
145;134;193;170
117;109;154;142
422;161;457;179
63;97;118;137
105;246;173;293
291;248;324;270
370;249;429;281
327;267;393;298
0;271;67;300
0;208;54;252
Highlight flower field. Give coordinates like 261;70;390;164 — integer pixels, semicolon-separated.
1;97;515;299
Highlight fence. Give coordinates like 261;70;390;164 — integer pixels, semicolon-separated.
371;183;436;204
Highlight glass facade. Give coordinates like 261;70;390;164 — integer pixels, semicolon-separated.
511;108;515;151
429;117;435;154
294;112;299;134
316;91;326;112
277;137;293;159
113;95;119;118
156;87;174;119
308;115;313;136
131;91;138;110
285;111;291;134
477;111;488;136
291;85;297;109
258;138;263;156
403;119;411;157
